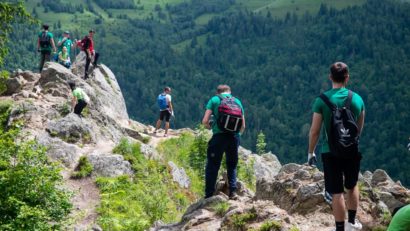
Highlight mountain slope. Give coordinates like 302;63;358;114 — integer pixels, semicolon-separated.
3;0;410;187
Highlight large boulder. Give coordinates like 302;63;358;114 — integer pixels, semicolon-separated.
37;133;81;168
255;163;327;214
39;62;77;97
4;75;24;95
46;113;94;144
87;153;133;177
253;152;282;182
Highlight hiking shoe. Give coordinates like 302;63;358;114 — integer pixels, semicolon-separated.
229;191;239;200
346;220;362;231
324;190;332;205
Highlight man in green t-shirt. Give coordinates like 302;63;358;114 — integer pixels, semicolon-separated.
68;81;88;117
201;84;246;200
37;24;56;72
388;204;410;230
308;62;365;231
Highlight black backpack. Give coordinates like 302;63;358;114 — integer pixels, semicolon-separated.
39;32;51;48
320;90;359;158
216;95;243;133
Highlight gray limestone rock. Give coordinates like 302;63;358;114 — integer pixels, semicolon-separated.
168;161;190;188
253;153;282;182
46;113;94;144
88;154;133;177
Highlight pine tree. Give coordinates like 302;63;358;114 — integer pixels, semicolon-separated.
256;131;266;155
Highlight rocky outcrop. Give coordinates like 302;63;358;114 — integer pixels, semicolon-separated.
88;153;133;177
168;161;190;188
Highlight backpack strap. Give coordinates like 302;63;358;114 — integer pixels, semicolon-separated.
319;93;336;110
344;90;353;109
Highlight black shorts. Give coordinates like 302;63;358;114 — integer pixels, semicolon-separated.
322;152;362;194
159;110;171;122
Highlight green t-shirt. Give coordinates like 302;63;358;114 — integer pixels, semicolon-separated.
57;37;73;54
73;88;85;101
38;31;54;51
206;93;244;134
312;88;365;153
387;204;410;231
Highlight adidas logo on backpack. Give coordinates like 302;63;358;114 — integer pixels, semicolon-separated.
320;90;359;158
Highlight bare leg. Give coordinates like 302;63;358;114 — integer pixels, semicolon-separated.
332;193;346;222
155;120;162;132
346;185;359;210
164;122;170;135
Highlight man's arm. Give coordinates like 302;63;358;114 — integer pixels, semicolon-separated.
240;115;246;133
357;110;365;136
308;112;322;153
51;38;56;52
202;109;212;129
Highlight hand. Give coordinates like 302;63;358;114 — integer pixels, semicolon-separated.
308;153;317;166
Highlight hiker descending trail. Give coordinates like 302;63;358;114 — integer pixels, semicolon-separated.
154;87;174;137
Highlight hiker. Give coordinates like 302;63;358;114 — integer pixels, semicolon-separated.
55;31;73;61
201;84;245;200
58;46;71;68
308;62;365;231
76;29;99;79
37;24;56;72
154;87;173;137
68;81;89;117
387;204;410;230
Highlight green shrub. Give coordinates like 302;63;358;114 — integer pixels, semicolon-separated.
288;226;300;231
259;220;282;231
256;130;266;155
141;135;151;144
0;70;9;95
57;101;71;117
188;125;209;179
212;201;230;217
71;156;93;179
231;209;257;230
0;99;12;132
97;138;193;231
0;138;72;230
237;157;256;191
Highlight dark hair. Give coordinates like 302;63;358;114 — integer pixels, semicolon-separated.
330;62;349;83
42;24;49;30
216;84;231;94
164;87;171;92
89;29;95;33
68;81;76;91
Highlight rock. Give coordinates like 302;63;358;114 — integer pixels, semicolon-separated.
4;75;24;95
88;153;133;177
39;62;78;98
371;169;394;186
168;161;190;188
46;113;94;144
140;143;161;160
253;153;282;182
255;164;327;214
20;71;40;82
92;224;103;231
37;133;81;168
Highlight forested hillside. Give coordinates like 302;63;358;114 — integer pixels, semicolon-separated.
3;0;410;186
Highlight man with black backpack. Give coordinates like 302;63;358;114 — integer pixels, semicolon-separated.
202;84;245;200
308;62;365;231
37;24;56;72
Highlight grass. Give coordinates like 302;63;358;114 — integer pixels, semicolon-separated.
96;138;196;231
71;156;93;179
258;220;281;231
211;201;230;217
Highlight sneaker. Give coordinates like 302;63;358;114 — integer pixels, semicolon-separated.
164;134;168;137
229;191;239;200
346;219;362;231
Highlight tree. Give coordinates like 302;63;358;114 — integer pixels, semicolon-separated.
0;2;36;66
256;131;266;155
